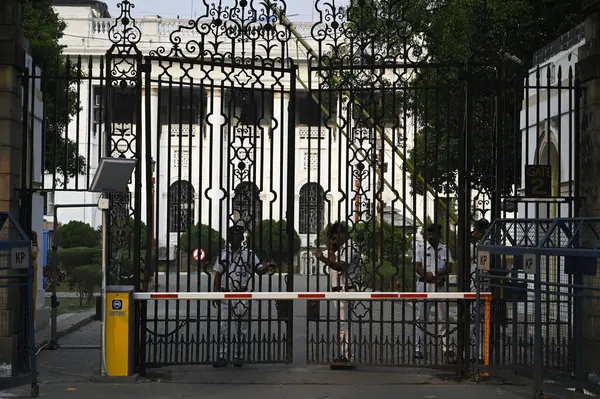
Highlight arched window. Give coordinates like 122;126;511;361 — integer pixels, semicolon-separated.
299;183;325;234
168;180;195;233
232;182;262;231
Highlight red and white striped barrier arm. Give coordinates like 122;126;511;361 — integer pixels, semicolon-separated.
133;292;492;301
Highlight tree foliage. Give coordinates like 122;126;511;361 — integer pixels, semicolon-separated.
22;0;86;182
405;0;586;196
317;220;415;290
70;265;102;306
58;246;101;275
326;0;587;197
56;221;100;249
246;219;301;268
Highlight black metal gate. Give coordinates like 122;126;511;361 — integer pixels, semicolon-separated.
19;0;584;374
139;51;298;366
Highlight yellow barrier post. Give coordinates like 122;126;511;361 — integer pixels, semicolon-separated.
483;297;491;377
105;285;135;377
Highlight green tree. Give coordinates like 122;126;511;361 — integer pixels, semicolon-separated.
321;0;586;198
70;265;102;306
58;246;101;275
317;220;415;291
246;219;301;270
56;221;100;249
22;0;86;183
57;247;101;304
405;0;587;196
178;223;225;264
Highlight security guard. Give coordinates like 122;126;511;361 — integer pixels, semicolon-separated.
414;223;454;361
212;225;275;368
315;222;362;365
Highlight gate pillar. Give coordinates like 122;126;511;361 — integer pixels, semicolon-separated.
577;0;600;377
0;0;27;371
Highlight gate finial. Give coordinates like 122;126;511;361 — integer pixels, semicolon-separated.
108;0;142;51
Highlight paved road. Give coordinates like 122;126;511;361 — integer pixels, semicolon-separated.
6;381;538;399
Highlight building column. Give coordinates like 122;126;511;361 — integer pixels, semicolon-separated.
0;0;25;372
206;88;227;237
271;91;290;222
150;87;159;162
139;86;160;222
577;0;600;377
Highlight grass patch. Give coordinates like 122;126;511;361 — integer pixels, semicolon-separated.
44;297;94;316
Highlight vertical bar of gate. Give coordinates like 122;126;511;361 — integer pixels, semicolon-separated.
572;74;583;388
131;55;145;371
510;71;518;369
286;66;297;364
457;65;473;376
20;68;30;232
533;253;543;395
74;56;82;191
140;58;154;373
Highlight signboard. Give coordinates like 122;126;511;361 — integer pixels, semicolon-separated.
192;248;206;262
478;251;491;271
523;253;537;274
524;165;552;197
10;247;30;269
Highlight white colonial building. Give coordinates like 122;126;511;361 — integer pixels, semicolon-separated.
46;1;446;269
515;24;585;325
518;24;584;220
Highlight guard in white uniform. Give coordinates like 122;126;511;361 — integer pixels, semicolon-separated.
212;225;275;368
413;223;454;361
315;222;362;365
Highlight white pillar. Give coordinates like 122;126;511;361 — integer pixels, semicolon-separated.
139;86;160;229
150;88;159;162
271;92;291;222
206;88;227;237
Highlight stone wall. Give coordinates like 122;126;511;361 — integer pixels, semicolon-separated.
577;0;600;377
0;0;26;374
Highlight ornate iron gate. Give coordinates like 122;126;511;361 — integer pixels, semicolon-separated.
133;5;300;365
20;0;583;374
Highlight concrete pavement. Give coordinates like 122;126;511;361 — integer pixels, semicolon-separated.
1;319;574;399
4;380;538;399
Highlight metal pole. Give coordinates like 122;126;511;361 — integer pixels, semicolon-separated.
101;207;108;376
50;210;58;347
533;254;543;397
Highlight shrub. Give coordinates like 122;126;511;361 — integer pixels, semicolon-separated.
56;221;100;249
179;223;225;266
246;219;301;270
69;264;102;306
58;247;101;275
